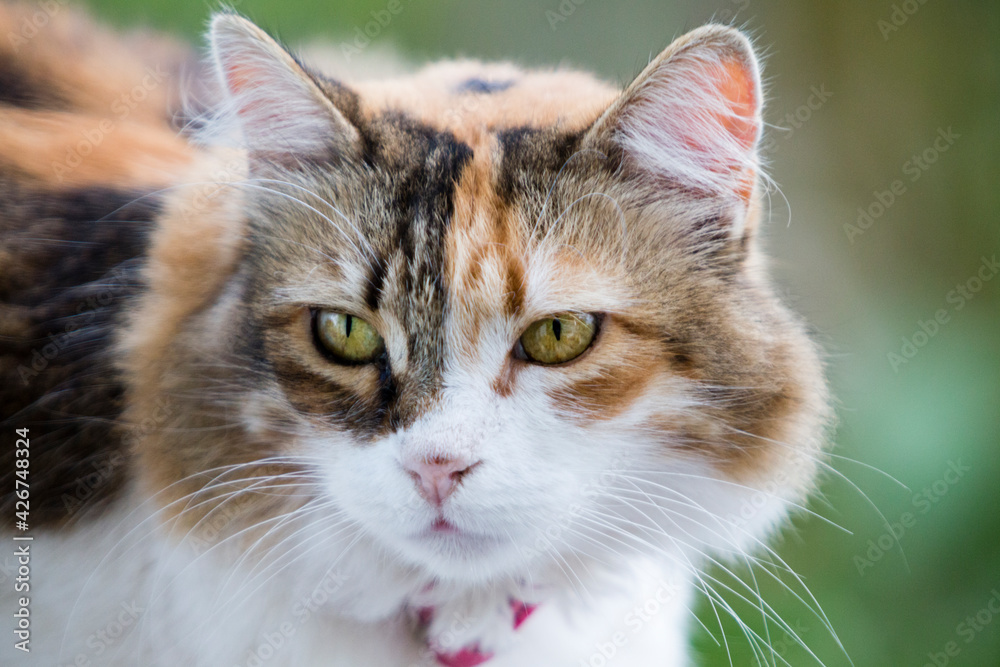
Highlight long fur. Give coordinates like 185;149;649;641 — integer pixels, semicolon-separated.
0;9;832;666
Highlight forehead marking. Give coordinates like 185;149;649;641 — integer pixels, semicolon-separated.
454;78;515;95
444;137;531;360
361;113;474;428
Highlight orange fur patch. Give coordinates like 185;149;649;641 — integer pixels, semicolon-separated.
0;109;193;188
351;62;618;144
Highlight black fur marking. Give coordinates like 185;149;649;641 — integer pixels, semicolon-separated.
365;254;387;311
454;78;514;95
360;115;472;430
495;126;586;205
376;359;400;432
0;59;66;110
389;127;471;413
245;112;473;438
0;180;159;528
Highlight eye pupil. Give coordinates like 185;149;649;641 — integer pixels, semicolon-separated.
314;310;384;364
518;312;597;365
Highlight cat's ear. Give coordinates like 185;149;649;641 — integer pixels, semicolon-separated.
585;25;762;210
208;13;360;161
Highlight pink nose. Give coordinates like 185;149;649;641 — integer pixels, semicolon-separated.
404;456;480;507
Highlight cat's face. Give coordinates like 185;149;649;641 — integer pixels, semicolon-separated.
124;16;829;589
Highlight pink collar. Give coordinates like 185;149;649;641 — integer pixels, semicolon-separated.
417;599;537;666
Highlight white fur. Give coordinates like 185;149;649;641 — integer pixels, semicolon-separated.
2;287;803;666
1;488;696;666
0;20;821;667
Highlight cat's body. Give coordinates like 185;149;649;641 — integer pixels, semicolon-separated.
0;5;830;666
21;493;691;666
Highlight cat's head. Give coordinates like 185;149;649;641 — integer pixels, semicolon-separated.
122;14;829;591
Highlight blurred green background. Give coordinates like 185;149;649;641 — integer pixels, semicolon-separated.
83;0;1000;664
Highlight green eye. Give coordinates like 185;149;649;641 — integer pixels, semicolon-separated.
519;312;598;365
315;310;385;364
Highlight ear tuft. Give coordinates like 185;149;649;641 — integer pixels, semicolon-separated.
207;13;359;160
588;25;763;203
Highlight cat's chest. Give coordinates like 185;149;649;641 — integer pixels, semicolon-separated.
18;506;691;667
286;568;691;667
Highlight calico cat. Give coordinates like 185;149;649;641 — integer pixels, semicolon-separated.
0;5;831;666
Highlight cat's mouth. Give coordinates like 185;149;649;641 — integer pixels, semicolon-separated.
430;517;459;534
418;516;489;540
410;516;501;552
392;516;524;581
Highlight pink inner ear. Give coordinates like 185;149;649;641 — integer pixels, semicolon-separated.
716;59;759;149
667;55;759;201
678;56;758;158
224;60;272;120
219;53;329;152
618;47;761;201
714;58;759;200
224;61;252;96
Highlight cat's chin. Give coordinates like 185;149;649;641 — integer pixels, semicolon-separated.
380;523;533;583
